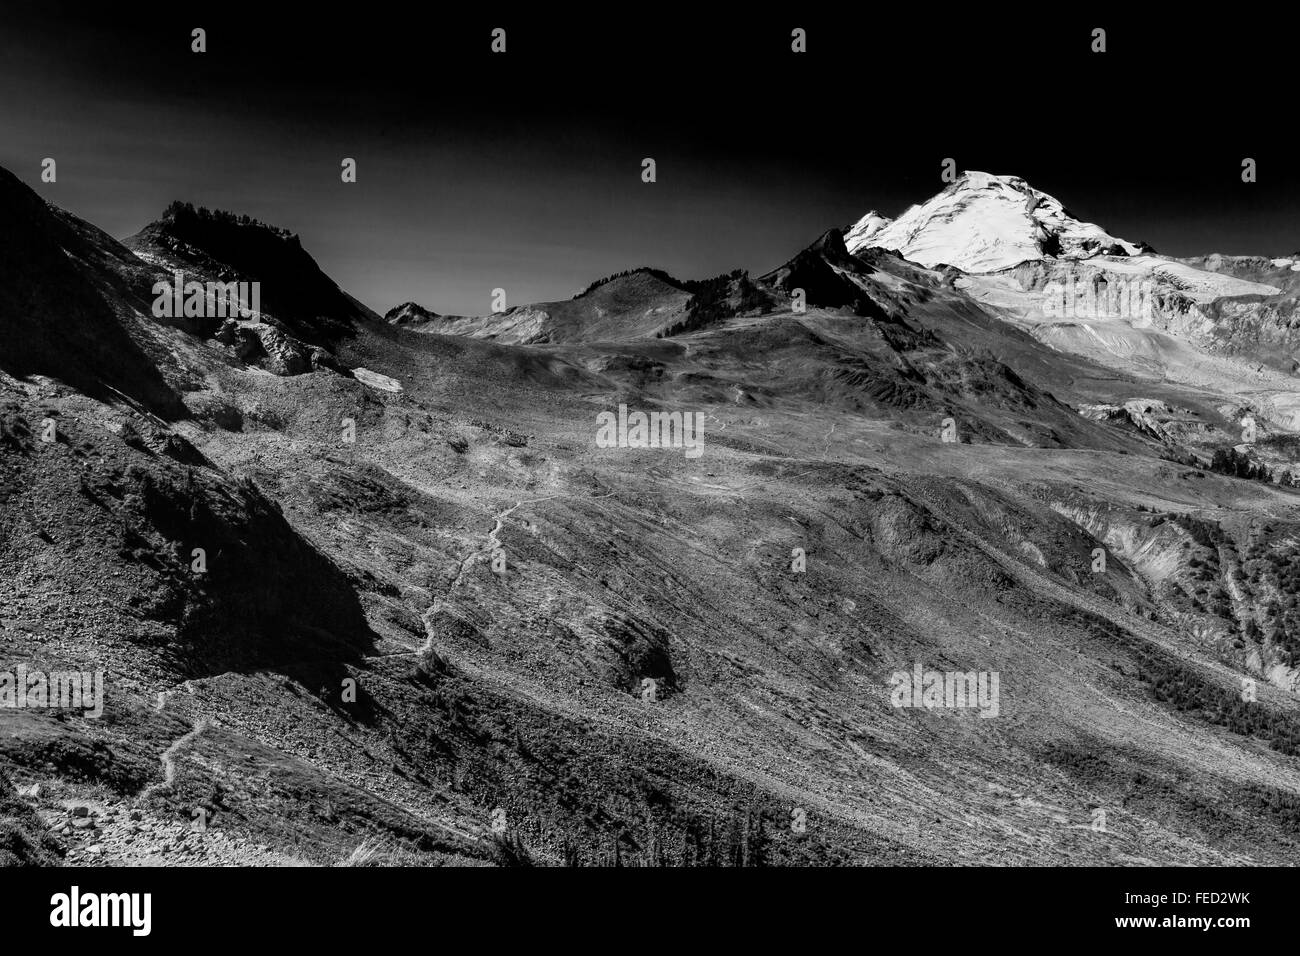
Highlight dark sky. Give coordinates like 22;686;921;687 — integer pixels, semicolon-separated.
2;4;1295;316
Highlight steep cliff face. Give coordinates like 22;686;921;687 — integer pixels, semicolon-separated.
1049;496;1300;691
1210;297;1300;366
999;258;1277;338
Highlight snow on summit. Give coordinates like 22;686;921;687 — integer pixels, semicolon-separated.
845;171;1142;273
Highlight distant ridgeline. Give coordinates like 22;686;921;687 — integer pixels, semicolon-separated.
576;265;755;299
575;266;770;338
573;266;698;298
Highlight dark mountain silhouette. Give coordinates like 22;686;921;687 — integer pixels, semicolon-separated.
124;202;379;347
0;167;185;417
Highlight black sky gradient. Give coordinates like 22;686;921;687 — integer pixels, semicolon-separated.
1;3;1296;316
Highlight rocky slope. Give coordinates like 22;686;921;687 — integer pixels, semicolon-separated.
4;165;1300;867
0;770;59;865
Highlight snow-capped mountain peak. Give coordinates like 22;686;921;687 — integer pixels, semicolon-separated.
845;171;1141;273
843;210;891;251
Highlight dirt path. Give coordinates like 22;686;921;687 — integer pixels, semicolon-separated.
142;717;210;800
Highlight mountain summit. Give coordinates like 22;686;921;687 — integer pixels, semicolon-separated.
124;202;378;346
845;171;1143;272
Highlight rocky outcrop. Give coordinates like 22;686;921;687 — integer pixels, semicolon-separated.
1077;399;1216;445
1006;260;1213;335
123;202;379;346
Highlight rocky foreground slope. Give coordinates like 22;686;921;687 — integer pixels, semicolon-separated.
3;165;1300;865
